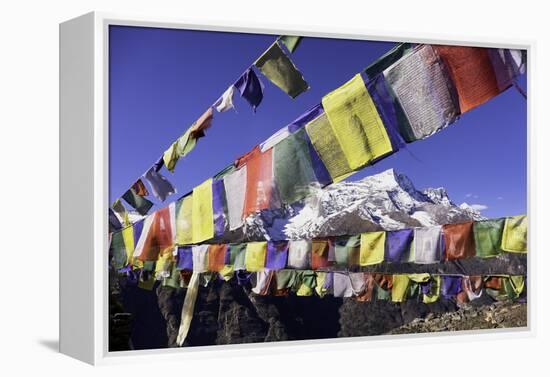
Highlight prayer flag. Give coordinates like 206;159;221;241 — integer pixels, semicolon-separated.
279;35;302;53
311;239;331;270
240;146;276;215
287;239;311;269
364;43;415;79
207;244;227;272
110;230;128;270
175;195;193;245
359;231;386;266
228;243;247;271
255;41;309;98
443;221;476;260
391;275;410;303
213;85;236;112
305;112;352;182
212;179;228;237
122;187;153;215
143;166;176;202
384;44;460;140
135;204;176;261
189;107;214;139
273;128;318;204
176;246;193;270
265;241;289;271
333;272;353;297
223;166;247;230
191;179;214;243
501;215;527;253
434;46;501;113
322;73;393;170
413;226;443;264
385;229;413;262
109;208;122;231
473;218;504;258
112;199;130;226
245;242;267;272
234;68;264;112
191;245;209;273
441;276;462;299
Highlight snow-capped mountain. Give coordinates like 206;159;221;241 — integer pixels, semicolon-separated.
244;169;485;240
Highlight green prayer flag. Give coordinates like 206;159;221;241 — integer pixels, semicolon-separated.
110;231;128;270
255;41;309;98
364;43;414;79
121;187;154;215
273;128;317;204
279;35;302;53
473;218;505;258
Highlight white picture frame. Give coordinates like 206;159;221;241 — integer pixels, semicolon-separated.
59;11;533;365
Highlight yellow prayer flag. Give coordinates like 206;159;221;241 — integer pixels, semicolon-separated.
422;276;441;304
391;274;410;302
501;215;527;253
306;112;352;181
315;272;328;297
121;226;134;264
191;179;214;243
322;74;393;170
245;242;267;272
176;195;193;244
359;231;386;266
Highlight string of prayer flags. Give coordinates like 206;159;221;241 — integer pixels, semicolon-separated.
191;179;214;243
213;85;236;113
501;215;527;253
143;166;176;202
433;46;501;113
473;218;505;258
442;221;476;260
322;73;394;171
255;41;309;98
384;44;460;141
122;186;154;216
234;68;264;112
279;35;302;53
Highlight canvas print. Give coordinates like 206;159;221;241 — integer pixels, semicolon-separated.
108;25;527;351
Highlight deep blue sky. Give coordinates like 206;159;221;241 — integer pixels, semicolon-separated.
109;26;527;219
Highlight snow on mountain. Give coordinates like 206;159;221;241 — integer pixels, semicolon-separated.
244;169;485;241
